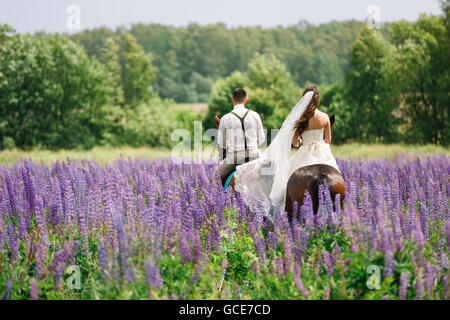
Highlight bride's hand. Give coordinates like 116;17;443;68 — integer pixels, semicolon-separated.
291;130;300;147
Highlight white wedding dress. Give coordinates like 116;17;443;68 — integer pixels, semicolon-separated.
233;92;340;219
288;128;340;178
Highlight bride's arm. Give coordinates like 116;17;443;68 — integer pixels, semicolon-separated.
291;130;300;147
324;116;332;144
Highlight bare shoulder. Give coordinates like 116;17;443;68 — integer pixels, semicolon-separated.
315;109;329;118
316;110;330;123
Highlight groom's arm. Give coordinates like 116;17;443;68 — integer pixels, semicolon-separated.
217;117;227;160
256;114;265;146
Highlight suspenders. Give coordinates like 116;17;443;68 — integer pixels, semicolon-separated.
230;110;250;162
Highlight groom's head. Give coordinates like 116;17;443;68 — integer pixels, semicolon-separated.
231;88;247;105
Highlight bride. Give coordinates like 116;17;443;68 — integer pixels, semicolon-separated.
233;85;341;218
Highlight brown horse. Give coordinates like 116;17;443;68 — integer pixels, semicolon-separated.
285;164;345;221
285;114;345;221
214;114;345;220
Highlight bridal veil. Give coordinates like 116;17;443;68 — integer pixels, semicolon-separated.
233;91;314;219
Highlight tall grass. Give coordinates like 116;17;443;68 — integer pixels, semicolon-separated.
0;144;448;164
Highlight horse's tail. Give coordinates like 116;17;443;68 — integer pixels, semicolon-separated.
310;173;327;214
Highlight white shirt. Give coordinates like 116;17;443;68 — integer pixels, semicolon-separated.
218;104;265;159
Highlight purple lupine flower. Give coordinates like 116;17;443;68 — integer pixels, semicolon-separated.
0;153;448;300
283;237;292;274
115;212;129;279
343;258;353;266
5;174;18;216
248;222;265;263
446;221;450;251
144;261;163;290
35;244;46;279
323;251;334;276
193;234;202;264
251;261;258;273
424;262;433;298
30;278;38;300
97;240;109;280
126;263;136;283
399;273;408;300
414;217;425;267
384;247;394;277
293;264;309;298
415;272;424;300
179;232;192;263
275;257;284;277
323;285;330;300
1;281;11;300
443;274;448;299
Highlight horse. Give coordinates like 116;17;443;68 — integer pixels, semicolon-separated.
285;114;346;221
214;114;346;221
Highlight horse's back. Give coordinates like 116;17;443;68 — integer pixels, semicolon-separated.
286;164;345;220
288;164;343;190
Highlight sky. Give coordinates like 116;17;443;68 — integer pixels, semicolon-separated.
0;0;443;34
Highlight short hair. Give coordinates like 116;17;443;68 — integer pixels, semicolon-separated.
232;88;247;103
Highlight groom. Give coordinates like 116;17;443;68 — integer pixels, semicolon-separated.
217;88;265;186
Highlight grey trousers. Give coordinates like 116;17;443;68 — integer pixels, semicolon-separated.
218;152;257;186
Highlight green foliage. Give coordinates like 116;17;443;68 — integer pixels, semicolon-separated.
346;10;449;145
389;14;449;145
123;33;157;105
71;21;364;102
319;84;353;144
1;206;446;300
0;32;113;150
99;38;124;106
205;54;299;130
346;27;401;143
101;101;175;148
0;24;15;43
204;71;249;129
172;108;203;140
1;7;449;150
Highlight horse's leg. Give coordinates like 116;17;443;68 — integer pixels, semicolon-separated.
286;179;308;221
286;192;306;222
328;181;346;211
285;194;293;222
308;177;325;215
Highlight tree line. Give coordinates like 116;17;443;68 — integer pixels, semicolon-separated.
69;20;364;103
0;1;448;149
0;25;199;150
208;4;449;145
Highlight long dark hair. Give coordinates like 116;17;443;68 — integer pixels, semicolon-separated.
294;85;320;137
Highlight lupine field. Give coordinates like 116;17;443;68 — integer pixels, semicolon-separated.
0;154;449;300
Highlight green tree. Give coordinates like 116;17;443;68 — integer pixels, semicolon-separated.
71;21;364;102
246;53;299;129
346;27;401;143
205;54;299;130
0;34;112;149
205;71;249;129
319;84;353;144
99;38;124;106
123;33;157;105
0;24;14;44
390;13;449;144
